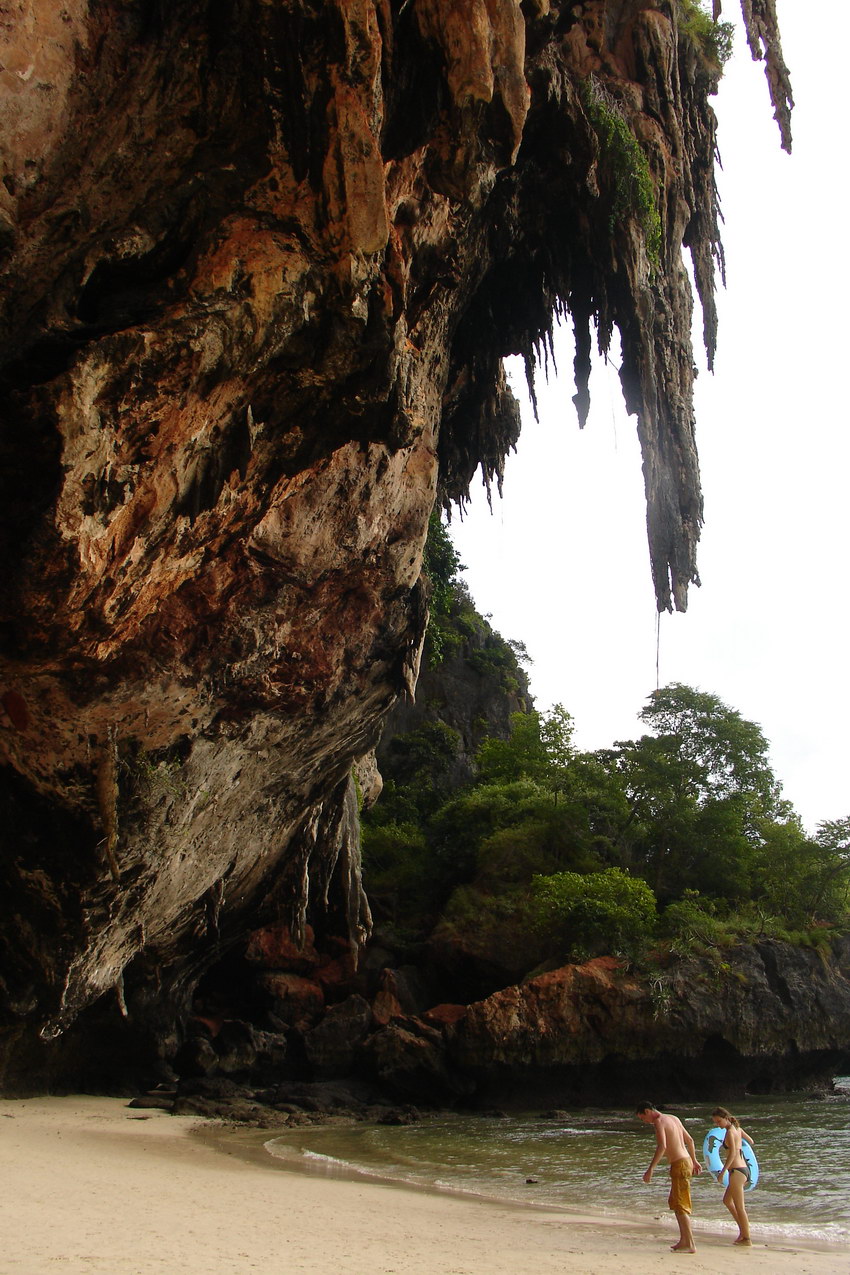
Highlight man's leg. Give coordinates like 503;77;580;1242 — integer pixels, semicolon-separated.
672;1208;696;1253
668;1161;696;1253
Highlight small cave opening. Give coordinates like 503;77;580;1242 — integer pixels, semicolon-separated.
190;943;273;1029
699;1033;743;1068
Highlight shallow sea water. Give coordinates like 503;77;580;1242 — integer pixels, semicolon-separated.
266;1081;850;1248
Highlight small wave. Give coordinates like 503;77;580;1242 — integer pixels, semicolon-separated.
691;1214;850;1247
264;1141;353;1170
302;1150;350;1166
536;1127;603;1138
266;1140;398;1182
753;1220;850;1246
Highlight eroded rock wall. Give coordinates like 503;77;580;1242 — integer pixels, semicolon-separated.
0;1;788;1087
450;941;850;1100
167;937;850;1113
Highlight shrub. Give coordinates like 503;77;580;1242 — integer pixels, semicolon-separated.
475;814;599;891
530;867;657;962
430;778;554;874
660;893;728;951
677;0;734;68
368;721;463;829
361;821;435;926
582;79;662;265
434;884;544;979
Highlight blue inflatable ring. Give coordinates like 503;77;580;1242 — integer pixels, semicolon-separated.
702;1126;759;1191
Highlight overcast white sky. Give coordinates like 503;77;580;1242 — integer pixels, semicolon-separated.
448;2;849;834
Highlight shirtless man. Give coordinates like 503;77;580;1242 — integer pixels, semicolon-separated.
636;1101;702;1253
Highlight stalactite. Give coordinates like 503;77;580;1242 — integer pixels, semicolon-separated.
738;0;794;151
94;728;121;883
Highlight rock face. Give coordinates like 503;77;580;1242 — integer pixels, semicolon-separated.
378;584;531;793
450;941;850;1101
163;937;850;1114
0;2;791;1090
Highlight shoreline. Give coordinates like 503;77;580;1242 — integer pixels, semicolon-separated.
1;1095;845;1274
201;1118;844;1251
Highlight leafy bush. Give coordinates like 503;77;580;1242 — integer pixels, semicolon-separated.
530;867;657;962
361;821;436;926
677;1;734;68
372;721;462;824
474;814;601;891
433;884;545;980
660;892;729;952
468;642;523;692
430;778;556;883
582;79;662;265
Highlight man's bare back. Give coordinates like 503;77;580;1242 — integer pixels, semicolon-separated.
648;1112;693;1167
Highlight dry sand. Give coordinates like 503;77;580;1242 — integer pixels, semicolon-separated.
0;1095;844;1275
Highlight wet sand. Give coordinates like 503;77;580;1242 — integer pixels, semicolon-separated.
0;1096;844;1274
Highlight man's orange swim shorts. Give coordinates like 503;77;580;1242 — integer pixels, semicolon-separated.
668;1158;693;1214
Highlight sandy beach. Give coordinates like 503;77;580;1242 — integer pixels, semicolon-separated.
0;1096;844;1275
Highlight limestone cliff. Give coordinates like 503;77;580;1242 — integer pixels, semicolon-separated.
449;941;850;1101
377;576;531;794
166;936;850;1114
0;1;789;1089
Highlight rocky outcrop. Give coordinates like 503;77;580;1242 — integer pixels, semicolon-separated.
0;2;790;1090
378;580;531;792
152;938;850;1116
450;941;850;1101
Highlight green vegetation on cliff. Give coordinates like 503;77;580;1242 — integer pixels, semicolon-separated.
583;78;663;266
365;673;850;989
364;521;848;999
421;513;528;693
677;0;734;69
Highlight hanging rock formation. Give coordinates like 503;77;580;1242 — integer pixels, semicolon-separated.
0;1;789;1089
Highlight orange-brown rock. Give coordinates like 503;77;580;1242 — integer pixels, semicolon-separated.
450;942;850;1101
0;1;790;1090
245;925;321;975
423;1003;468;1028
455;956;654;1069
371;967;411;1026
257;972;325;1029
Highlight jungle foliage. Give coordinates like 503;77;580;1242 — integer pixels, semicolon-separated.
421;512;465;667
421;513;528;694
362;680;850;975
582;78;663;265
677;0;735;68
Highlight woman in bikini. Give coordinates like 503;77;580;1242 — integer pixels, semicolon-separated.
711;1106;753;1245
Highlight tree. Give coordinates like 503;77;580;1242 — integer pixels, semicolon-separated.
476;705;574;795
371;721;463;824
752;816;850;926
530;867;657;961
604;684;784;899
421;513;465;666
636;683;781;813
429;777;557;884
810;818;850;917
361;821;435;926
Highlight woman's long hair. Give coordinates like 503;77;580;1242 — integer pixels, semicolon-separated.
712;1106;740;1128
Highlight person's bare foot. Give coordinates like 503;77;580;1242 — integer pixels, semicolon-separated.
670;1243;697;1253
733;1237;752;1246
